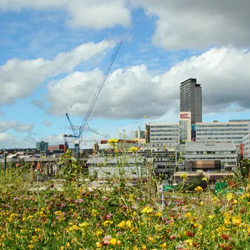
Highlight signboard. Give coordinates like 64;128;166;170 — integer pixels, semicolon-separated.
179;112;191;120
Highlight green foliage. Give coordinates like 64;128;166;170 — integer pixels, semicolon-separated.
239;158;250;178
57;149;82;177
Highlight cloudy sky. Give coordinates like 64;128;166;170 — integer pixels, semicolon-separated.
1;0;250;149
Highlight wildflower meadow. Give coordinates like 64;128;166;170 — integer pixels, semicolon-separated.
0;150;250;250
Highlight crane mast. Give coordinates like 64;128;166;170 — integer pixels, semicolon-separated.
63;41;122;159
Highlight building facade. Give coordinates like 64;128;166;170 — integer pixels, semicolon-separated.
242;134;250;159
196;120;250;146
183;141;238;169
179;112;192;143
36;141;49;152
145;123;179;147
180;78;202;124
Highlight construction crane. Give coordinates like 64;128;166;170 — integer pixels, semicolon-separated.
63;41;122;159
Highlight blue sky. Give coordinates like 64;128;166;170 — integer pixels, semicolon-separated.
1;0;250;149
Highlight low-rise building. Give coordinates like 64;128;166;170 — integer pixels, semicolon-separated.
87;156;148;180
183;141;238;170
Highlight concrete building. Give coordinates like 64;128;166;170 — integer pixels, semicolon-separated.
145;123;179;147
87;156;147;180
242;133;250;159
183;141;238;170
180;78;202;124
196;120;250;146
131;126;145;139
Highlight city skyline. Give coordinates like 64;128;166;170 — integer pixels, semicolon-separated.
1;1;250;149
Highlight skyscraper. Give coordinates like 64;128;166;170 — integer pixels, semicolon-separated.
180;78;202;124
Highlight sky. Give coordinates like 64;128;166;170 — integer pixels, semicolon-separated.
1;0;250;149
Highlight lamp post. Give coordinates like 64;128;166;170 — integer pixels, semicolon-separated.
3;151;8;175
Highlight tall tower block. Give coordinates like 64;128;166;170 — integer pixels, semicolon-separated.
180;78;202;124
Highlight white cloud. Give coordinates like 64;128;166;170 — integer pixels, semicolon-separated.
0;133;16;145
40;134;65;145
131;0;250;50
0;134;39;149
0;0;131;29
47;46;250;119
0;121;34;133
0;40;113;106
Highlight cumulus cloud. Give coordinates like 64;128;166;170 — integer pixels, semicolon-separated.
0;121;34;133
131;0;250;50
40;134;65;145
0;40;113;106
47;46;250;119
0;133;17;148
0;134;37;149
0;0;131;29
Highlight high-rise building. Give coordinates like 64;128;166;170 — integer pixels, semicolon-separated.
36;141;49;152
180;78;202;124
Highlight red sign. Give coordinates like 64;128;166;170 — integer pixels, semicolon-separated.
180;113;190;119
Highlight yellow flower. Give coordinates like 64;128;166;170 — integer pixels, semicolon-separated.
160;243;167;248
185;239;193;247
118;220;126;228
194;186;203;192
226;192;234;201
155;212;162;217
126;220;132;229
96;242;102;248
110;238;117;245
129;146;139;153
232;215;242;226
108;138;119;144
141;206;153;214
180;173;188;179
28;245;33;249
91;209;98;217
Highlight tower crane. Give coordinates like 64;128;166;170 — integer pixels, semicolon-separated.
63;41;122;159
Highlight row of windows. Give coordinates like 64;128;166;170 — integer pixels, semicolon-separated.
197;128;248;135
197;132;247;135
150;126;178;128
197;136;243;139
150;129;179;132
151;131;179;137
151;138;178;141
197;124;249;128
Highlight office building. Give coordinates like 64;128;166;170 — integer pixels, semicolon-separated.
145;123;179;147
184;141;238;168
180;78;202;124
196;120;250;146
36;141;49;152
